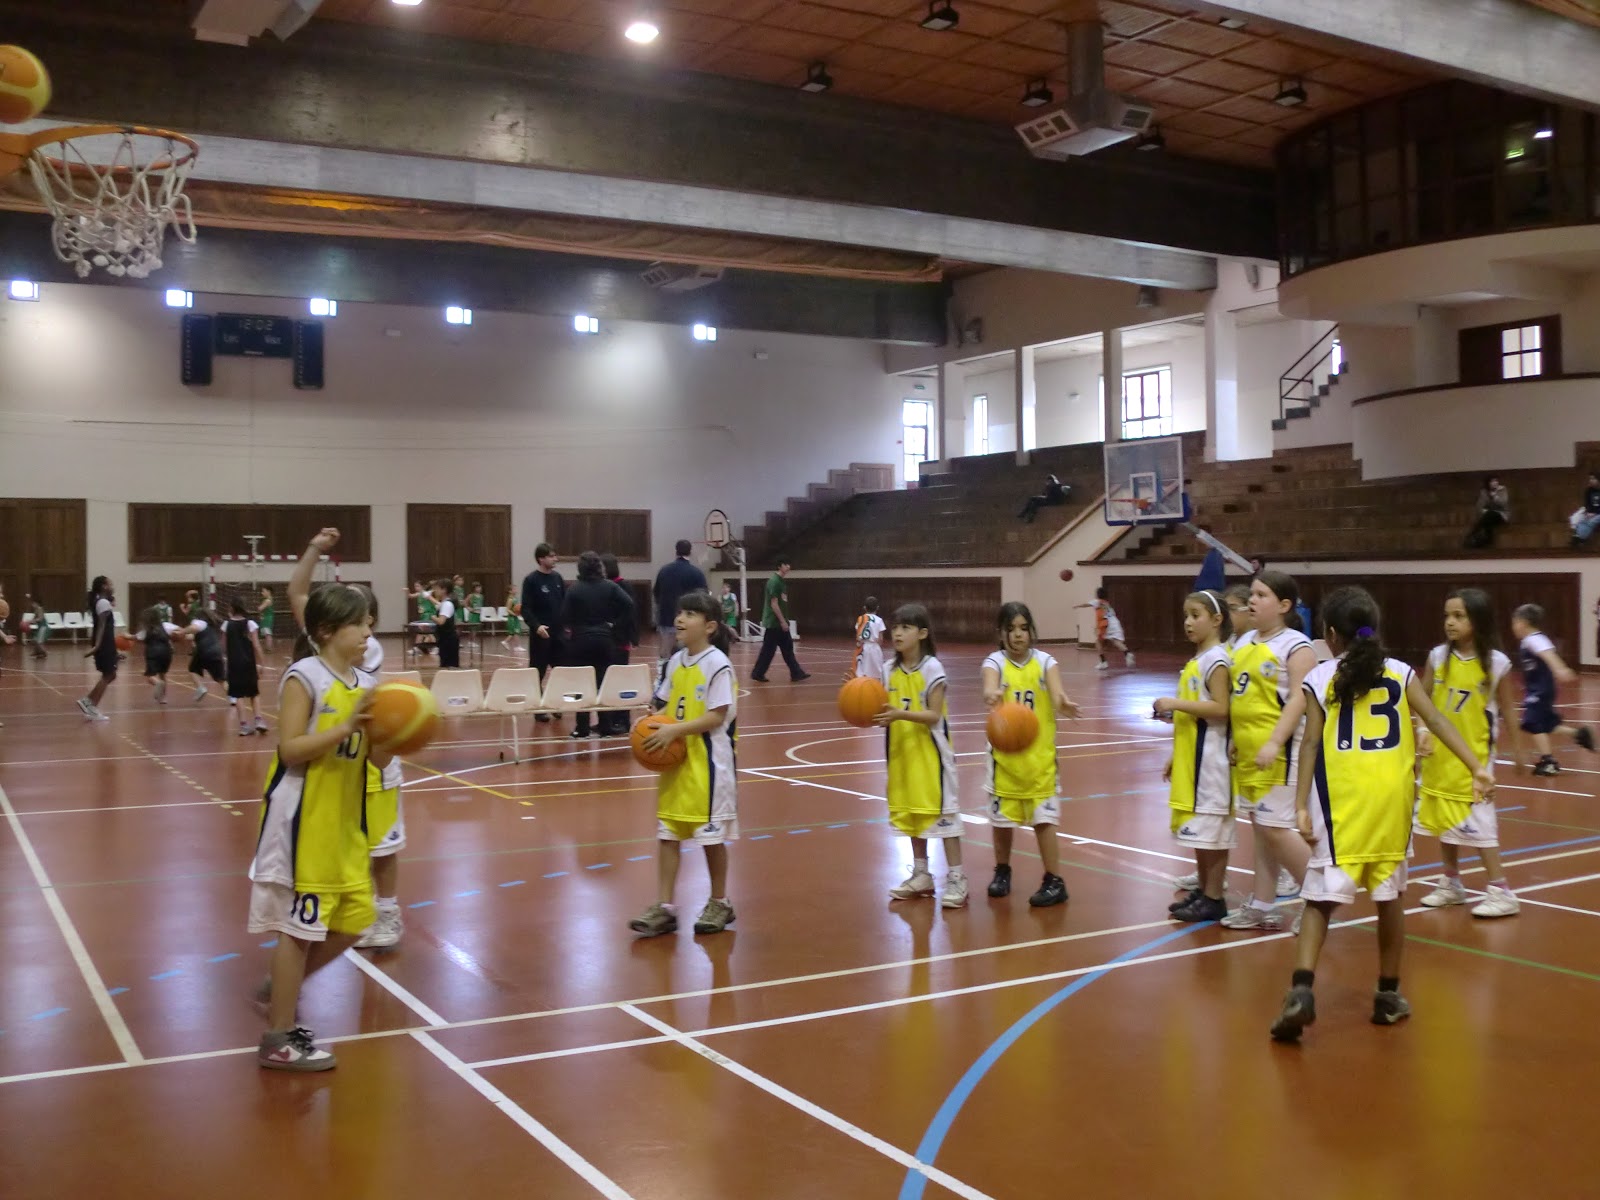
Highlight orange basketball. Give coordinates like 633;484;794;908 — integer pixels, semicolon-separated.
987;701;1039;754
0;46;51;124
369;681;441;756
631;715;687;771
838;674;890;728
115;632;134;652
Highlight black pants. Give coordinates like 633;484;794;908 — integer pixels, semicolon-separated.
752;626;806;681
1019;494;1063;523
1466;510;1505;548
566;633;613;736
529;633;563;719
600;646;632;736
437;623;460;669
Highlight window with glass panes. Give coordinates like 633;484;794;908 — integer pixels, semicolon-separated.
901;398;933;484
1501;324;1543;379
972;394;989;455
1121;367;1173;440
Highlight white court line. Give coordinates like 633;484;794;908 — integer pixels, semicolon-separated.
0;782;144;1064
412;1030;640;1200
1496;783;1592;798
13;796;266;817
343;948;448;1026
780;736;1162;770
619;1004;996;1200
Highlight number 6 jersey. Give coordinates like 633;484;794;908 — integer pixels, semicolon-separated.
1302;656;1416;865
251;657;375;895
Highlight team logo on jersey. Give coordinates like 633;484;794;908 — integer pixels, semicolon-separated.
318;704;338;715
695;684;707;700
701;822;719;835
1259;660;1279;680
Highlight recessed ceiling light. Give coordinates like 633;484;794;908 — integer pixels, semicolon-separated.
624;20;659;44
1218;16;1246;30
920;1;959;31
692;323;717;342
391;0;423;7
309;297;337;317
1273;78;1308;107
1136;125;1165;152
800;62;832;93
1020;79;1053;108
7;279;39;301
574;314;600;334
1533;128;1553;139
445;306;472;325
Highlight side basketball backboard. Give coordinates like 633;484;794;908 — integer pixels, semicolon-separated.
1104;436;1187;525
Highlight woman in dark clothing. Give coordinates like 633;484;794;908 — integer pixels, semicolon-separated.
559;551;636;740
600;553;635;737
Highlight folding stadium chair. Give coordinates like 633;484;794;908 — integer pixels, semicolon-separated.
429;667;485;716
482;667;547;762
594;663;654;733
536;666;598;720
61;612;86;642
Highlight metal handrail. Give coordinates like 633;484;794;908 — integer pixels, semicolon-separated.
1279;324;1342;421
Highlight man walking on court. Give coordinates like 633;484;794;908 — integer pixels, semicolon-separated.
750;561;810;683
653;539;707;662
521;543;566;723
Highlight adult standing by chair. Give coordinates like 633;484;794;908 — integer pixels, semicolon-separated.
600;553;636;736
750;560;810;683
653;539;707;664
521;543;566;724
560;552;635;740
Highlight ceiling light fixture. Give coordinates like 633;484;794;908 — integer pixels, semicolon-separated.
1217;16;1246;30
692;323;717;342
1273;78;1307;107
920;1;959;31
390;0;423;7
574;314;600;334
445;306;472;325
1136;125;1165;152
1020;79;1053;108
624;20;659;44
800;62;832;93
8;279;39;301
1533;128;1554;139
309;298;337;317
165;289;194;309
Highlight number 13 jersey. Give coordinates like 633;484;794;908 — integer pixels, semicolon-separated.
251;657;375;895
1302;656;1416;865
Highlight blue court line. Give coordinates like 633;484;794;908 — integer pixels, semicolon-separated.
498;879;526;888
543;871;568;878
207;953;240;964
408;900;436;909
750;834;773;840
827;823;850;829
259;940;277;949
627;855;652;862
29;1007;68;1021
148;970;182;982
1413;832;1600;874
898;923;1210;1200
788;829;812;835
108;987;129;997
586;863;611;871
454;890;481;898
1499;806;1526;813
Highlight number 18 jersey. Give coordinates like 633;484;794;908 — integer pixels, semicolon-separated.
982;648;1058;801
1303;656;1415;865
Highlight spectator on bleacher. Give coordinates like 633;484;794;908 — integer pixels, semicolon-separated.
600;553;636;737
653;540;707;662
1018;474;1069;524
1570;473;1600;546
560;551;635;740
521;543;566;724
1465;476;1511;548
750;561;810;683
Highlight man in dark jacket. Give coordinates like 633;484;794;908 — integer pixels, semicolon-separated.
652;540;707;662
521;542;565;722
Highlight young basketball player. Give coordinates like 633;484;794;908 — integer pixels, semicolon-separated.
982;601;1080;906
1154;590;1233;923
257;586;276;651
465;581;484;629
408;581;436;656
1413;589;1522;918
1510;603;1594;776
501;587;523;651
877;604;966;907
430;578;461;669
27;594;48;659
1269;586;1494;1043
136;605;181;704
854;596;886;681
184;605;227;703
249;578;387;1071
1075;587;1133;670
720;583;739;640
1223;585;1251;647
77;575;118;721
630;590;739;937
1230;572;1316;931
226;599;267;735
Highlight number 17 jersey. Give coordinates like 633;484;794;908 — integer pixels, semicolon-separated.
1303;656;1415;865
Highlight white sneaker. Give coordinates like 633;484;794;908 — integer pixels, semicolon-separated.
193;684;208;704
1220;904;1283;932
1125;652;1136;668
355;906;404;949
1095;661;1109;672
1420;877;1468;908
76;697;96;720
889;869;936;900
940;874;969;909
1172;871;1201;891
1276;868;1300;898
1290;906;1302;936
1471;884;1521;919
155;680;167;704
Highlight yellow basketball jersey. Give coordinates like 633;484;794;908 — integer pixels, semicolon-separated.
1304;657;1416;865
885;654;958;821
1230;627;1312;799
982;649;1058;800
253;658;373;894
1170;644;1232;816
655;647;738;825
1418;646;1509;830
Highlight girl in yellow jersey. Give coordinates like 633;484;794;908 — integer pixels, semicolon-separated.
875;604;966;907
1154;590;1233;923
249;566;390;1072
1268;587;1493;1043
1228;572;1317;932
631;591;739;938
981;602;1081;907
1414;588;1522;918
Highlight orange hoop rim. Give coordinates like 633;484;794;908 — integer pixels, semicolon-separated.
0;123;199;173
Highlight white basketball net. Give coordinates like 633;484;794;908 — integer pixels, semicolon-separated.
27;128;198;279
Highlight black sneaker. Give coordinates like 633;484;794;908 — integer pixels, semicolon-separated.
1029;873;1068;907
1270;984;1317;1043
748;675;769;683
1371;988;1412;1026
791;672;812;682
1533;757;1560;776
1578;726;1596;753
987;864;1012;898
1168;887;1202;913
1171;894;1227;923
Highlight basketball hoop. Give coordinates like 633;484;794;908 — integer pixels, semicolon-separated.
0;124;199;279
703;508;731;550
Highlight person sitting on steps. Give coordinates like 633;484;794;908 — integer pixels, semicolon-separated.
1018;474;1068;524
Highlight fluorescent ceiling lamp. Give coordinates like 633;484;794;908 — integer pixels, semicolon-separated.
624;20;659;43
1273;79;1307;107
1534;128;1553;139
391;0;423;6
309;297;337;316
445;305;472;325
574;314;600;334
165;289;193;308
693;323;717;342
7;279;39;301
920;2;959;31
1020;79;1053;108
1218;16;1247;29
800;62;832;93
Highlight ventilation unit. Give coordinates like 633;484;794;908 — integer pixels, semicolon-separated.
639;263;725;291
1015;21;1156;159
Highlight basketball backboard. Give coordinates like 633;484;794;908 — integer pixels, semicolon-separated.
1103;436;1187;525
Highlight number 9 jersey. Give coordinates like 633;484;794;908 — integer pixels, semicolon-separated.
1302;656;1416;865
251;657;376;895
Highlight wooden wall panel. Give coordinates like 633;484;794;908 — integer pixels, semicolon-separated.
722;574;1004;643
0;498;86;617
545;509;651;562
407;504;512;616
1103;572;1580;665
128;504;370;563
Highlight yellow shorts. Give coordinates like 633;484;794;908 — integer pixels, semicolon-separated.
658;817;738;845
248;880;376;941
989;794;1060;829
366;784;406;856
1302;859;1407;905
888;808;963;838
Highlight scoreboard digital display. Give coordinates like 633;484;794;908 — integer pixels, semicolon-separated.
214;313;295;357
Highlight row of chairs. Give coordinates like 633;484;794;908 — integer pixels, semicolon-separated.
382;664;656;761
19;611;128;641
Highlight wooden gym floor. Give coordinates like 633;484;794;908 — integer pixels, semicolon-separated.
1;634;1598;1198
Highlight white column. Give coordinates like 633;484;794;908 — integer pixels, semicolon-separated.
1101;328;1122;444
1204;301;1239;462
935;360;949;465
1014;345;1036;465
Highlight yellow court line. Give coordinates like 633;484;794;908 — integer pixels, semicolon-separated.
118;734;247;818
404;759;515;800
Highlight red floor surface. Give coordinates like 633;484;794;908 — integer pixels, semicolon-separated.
2;634;1598;1198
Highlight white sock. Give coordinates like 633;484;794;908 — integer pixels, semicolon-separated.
1251;897;1276;912
913;858;929;875
947;866;965;881
377;896;400;914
